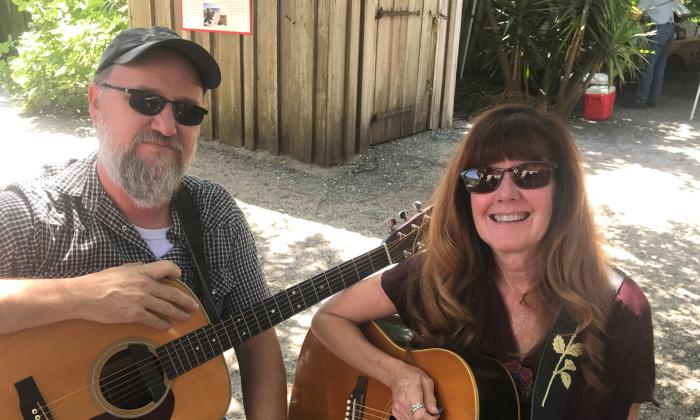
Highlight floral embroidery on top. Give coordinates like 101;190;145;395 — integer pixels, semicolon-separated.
540;331;582;407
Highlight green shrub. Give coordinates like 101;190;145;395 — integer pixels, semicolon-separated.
1;0;127;115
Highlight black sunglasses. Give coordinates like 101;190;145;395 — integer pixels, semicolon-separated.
460;161;558;194
100;83;208;126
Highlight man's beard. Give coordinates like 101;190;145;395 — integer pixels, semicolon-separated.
97;126;192;209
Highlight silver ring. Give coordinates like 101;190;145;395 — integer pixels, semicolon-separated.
410;402;425;413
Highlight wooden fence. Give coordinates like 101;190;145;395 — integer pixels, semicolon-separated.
0;0;29;44
128;0;462;165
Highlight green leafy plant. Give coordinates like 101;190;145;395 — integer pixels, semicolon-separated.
1;0;127;115
479;0;646;117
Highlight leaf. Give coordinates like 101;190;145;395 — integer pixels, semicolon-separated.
567;342;583;357
552;335;566;354
563;358;577;371
560;371;572;389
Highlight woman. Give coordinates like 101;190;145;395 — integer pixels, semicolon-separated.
311;104;655;419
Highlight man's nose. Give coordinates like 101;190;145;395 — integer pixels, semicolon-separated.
150;103;177;137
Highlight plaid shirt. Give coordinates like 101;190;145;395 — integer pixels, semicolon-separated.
0;153;269;319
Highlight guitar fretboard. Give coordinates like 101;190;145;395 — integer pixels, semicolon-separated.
155;240;412;379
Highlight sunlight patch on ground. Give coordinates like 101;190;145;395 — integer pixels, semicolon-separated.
0;95;96;185
586;164;700;232
239;200;381;281
656;144;700;163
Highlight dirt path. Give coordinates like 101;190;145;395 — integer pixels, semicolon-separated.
1;80;698;418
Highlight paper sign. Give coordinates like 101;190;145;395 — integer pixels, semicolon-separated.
181;0;252;34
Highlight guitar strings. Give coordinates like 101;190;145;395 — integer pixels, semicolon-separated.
39;229;424;417
91;244;396;409
43;250;381;415
347;401;393;419
45;225;422;414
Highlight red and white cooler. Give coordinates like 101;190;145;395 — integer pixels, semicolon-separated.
583;83;616;121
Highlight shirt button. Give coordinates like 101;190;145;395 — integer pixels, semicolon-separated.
211;289;218;295
121;225;128;231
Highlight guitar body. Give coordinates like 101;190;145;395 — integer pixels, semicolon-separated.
0;280;230;419
289;321;521;420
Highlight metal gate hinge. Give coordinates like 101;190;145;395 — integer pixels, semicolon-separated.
376;7;421;19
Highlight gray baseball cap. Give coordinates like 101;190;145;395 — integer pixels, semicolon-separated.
96;26;221;89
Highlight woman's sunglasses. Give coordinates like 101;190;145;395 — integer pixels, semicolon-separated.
100;83;208;126
460;161;558;194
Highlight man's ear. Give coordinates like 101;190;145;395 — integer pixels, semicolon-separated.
87;82;101;123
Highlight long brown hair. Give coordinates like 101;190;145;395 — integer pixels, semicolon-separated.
406;104;612;388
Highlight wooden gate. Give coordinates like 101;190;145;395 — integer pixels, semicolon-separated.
128;0;462;165
361;0;445;146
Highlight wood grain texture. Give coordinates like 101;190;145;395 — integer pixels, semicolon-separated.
255;0;280;154
128;0;460;164
279;0;315;161
212;33;243;147
0;281;231;419
440;0;463;128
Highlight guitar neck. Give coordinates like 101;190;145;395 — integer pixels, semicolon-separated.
156;242;401;379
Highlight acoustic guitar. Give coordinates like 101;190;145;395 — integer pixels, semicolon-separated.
0;209;429;419
288;309;521;419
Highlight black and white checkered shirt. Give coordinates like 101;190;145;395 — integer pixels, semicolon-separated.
0;153;270;319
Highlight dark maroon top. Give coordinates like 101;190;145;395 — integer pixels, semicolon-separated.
381;257;656;420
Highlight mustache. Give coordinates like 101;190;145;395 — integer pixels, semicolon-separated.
134;131;183;152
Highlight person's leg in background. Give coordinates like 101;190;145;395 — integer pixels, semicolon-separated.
646;23;675;107
635;23;675;107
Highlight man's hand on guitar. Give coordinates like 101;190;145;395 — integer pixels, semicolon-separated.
388;363;441;419
73;260;200;330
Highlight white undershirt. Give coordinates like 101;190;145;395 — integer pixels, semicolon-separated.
134;225;174;259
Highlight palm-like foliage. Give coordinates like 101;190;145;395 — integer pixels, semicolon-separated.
482;0;645;117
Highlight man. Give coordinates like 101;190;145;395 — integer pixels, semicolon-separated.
629;0;676;108
0;26;286;419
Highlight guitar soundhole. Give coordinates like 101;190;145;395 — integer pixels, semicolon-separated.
98;347;164;410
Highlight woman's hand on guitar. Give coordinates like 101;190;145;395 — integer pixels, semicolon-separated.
72;261;200;330
388;363;441;419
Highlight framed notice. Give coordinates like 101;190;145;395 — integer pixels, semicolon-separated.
181;0;252;34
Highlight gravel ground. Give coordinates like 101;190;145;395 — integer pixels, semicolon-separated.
1;76;698;419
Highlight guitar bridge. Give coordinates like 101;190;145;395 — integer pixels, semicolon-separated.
346;376;368;420
14;376;54;420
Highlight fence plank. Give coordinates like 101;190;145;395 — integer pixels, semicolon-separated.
242;32;255;149
413;0;438;132
314;0;330;163
358;0;378;153
153;0;173;27
255;0;279;154
439;0;462;128
279;0;315;162
401;0;423;137
386;0;410;141
370;0;393;145
213;33;243;147
194;31;213;141
128;0;154;27
324;0;348;164
429;0;448;129
343;0;361;159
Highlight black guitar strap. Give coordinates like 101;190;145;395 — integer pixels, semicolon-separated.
530;268;627;419
530;308;582;420
174;185;221;324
